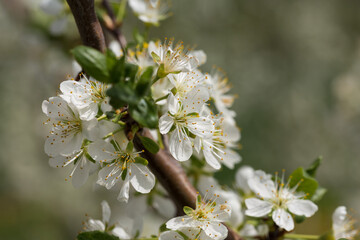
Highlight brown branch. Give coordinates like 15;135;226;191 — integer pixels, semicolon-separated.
66;1;242;239
66;0;106;52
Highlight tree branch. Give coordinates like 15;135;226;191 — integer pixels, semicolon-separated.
66;0;106;52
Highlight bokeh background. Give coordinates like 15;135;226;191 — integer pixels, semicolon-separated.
1;0;360;239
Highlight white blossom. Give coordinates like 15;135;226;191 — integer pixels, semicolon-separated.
127;42;156;72
160;228;213;240
149;39;198;77
88;138;155;202
239;224;269;238
332;206;358;240
83;201;136;239
189;50;207;67
245;170;318;231
197;176;243;228
235;166;272;195
129;0;170;26
206;68;236;117
60;76;112;120
194;116;241;169
42;96;97;157
159;89;214;162
166;194;231;240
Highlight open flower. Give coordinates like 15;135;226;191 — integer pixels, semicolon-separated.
88;139;155;202
127;42;156;73
159;88;214;161
194;116;241;169
166;194;231;240
206;68;236;117
129;0;170;26
332;206;358;239
60;76;112;120
83;201;137;239
245;170;318;231
160;228;213;240
235;166;272;196
149;39;198;77
42;96;97;157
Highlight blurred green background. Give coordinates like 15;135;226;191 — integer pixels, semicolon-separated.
1;0;360;239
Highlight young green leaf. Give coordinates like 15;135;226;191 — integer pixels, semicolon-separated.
136;67;154;96
109;56;125;83
289;167;319;198
71;46;109;83
107;82;139;108
139;136;160;154
129;98;158;129
306;156;322;178
126;141;134;153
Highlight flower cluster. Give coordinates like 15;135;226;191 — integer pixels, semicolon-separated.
42;75;155;202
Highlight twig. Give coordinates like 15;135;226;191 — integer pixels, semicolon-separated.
101;0;127;53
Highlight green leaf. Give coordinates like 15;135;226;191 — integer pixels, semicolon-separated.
183;206;193;216
306;156;322;178
77;231;120;240
289;167;318;198
294;215;306;224
139;136;159;154
135;157;148;165
124;63;139;84
126;141;134;153
129;98;158;129
136;67;154;96
311;187;327;202
107;82;139;108
159;223;168;233
109;56;125;83
71;46;109;83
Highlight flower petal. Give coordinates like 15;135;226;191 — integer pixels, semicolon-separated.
169;127;192;161
130;163;155;194
272;208;294;231
287;199;318;217
159;114;174;134
166;216;193;230
101;201;111;223
159;230;184;240
203;222;228;240
245;198;273;217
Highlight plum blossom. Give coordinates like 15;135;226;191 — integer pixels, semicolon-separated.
149;39;198;77
60;75;112;121
206;68;236;117
235;166;272;195
166;194;231;240
42;96;97;157
197;176;243;228
88;138;155;202
159;88;214;161
83;201;138;239
332;206;358;240
129;0;170;26
245;170;318;231
127;42;156;73
160;228;213;240
194;115;241;169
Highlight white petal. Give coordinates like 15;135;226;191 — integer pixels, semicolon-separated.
272;208;294;231
45;131;83;156
247;177;275;199
78;103;98;120
159;231;184;240
203;222;228;240
112;226;132;239
85;219;105;231
88;140;117;163
153;195;177;219
49;155;67;168
203;147;221;170
287;199;318;217
186;116;214;138
169;127;192;161
245;198;273;217
130;164;155;194
167;93;179;115
235;166;254;194
332;206;347;227
118;177;131;202
101;201;111;223
42;97;76;120
220;149;242;169
159;114;174;134
183;87;209;113
190;50;207;66
71;155;92;188
166;216;193;230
